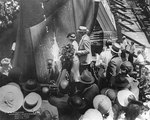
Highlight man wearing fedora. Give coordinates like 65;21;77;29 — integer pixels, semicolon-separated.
76;26;92;74
68;69;99;114
106;43;122;87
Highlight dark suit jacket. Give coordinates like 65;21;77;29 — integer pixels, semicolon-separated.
106;56;122;82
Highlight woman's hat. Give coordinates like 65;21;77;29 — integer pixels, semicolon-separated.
67;33;76;40
93;95;112;115
80;70;95;84
110;43;121;54
0;84;24;113
23;92;42;112
21;79;41;92
117;89;136;107
80;109;103;120
77;26;89;33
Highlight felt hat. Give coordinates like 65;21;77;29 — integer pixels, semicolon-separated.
23;92;42;112
21;79;41;92
80;70;95;84
110;43;121;54
0;84;24;113
77;26;89;33
80;109;103;120
93;95;112;115
101;88;117;101
117;89;136;107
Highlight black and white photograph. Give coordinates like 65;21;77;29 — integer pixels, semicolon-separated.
0;0;150;120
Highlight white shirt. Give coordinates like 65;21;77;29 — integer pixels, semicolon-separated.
129;44;135;54
136;54;145;64
72;40;78;52
96;48;112;67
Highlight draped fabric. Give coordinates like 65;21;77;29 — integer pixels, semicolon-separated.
96;0;117;40
13;0;96;82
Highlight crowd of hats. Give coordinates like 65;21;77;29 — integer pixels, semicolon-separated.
0;0;19;32
0;82;43;113
0;74;144;119
79;89;137;120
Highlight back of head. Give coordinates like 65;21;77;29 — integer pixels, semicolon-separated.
125;100;143;120
120;61;133;74
121;50;126;60
106;40;112;48
40;110;52;120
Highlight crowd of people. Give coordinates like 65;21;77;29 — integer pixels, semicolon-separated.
0;26;150;120
0;0;19;31
56;26;150;120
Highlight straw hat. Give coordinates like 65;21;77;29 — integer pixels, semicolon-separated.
117;89;136;107
93;95;112;115
80;109;103;120
77;26;89;33
110;43;121;54
23;92;42;112
0;84;24;113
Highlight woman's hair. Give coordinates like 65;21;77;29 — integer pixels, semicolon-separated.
125;100;143;120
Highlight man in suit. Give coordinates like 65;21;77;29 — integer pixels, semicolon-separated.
106;43;122;87
76;26;92;74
